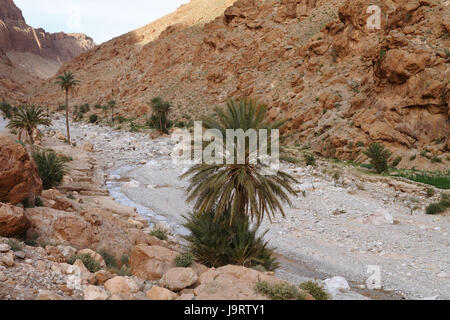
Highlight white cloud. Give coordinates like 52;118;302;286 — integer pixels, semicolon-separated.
14;0;190;43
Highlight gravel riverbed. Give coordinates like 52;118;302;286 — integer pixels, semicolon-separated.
42;118;449;300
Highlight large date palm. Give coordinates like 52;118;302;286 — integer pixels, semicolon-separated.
181;98;298;223
56;71;80;144
7;105;51;152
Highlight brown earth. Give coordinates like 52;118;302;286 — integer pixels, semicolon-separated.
18;0;450;168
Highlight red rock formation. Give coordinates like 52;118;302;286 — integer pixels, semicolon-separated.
0;136;42;205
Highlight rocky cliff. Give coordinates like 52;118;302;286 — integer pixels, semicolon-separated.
0;0;95;99
32;0;450;168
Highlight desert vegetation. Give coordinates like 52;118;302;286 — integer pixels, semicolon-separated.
56;71;80;144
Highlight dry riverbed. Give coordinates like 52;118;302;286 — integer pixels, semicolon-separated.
41;118;449;300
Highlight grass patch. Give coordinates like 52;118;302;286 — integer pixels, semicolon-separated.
255;281;307;300
7;238;23;252
149;225;170;241
68;254;102;273
299;281;330;300
426;194;450;215
392;171;450;190
175;253;194;268
98;249;118;269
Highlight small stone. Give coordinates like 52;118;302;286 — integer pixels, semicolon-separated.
0;244;11;252
14;251;26;259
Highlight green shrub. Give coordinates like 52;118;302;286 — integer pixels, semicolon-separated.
0;101;14;119
426;188;435;198
409;155;417;161
304;153;316;166
68;254;102;273
364;143;391;174
117;265;132;276
89;114;98;123
32;150;66;190
426;194;450;215
79;104;90;114
391;156;402;168
120;254;129;267
7;238;23;252
35;197;44;207
255;281;307;300
431;156;442;163
57;105;66;111
98;249;118;269
183;209;279;271
299;281;330;300
356;141;365;148
175;253;194;268
149;225;170;241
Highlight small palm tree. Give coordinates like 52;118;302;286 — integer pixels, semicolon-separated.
56;71;80;144
7;105;51;152
181;98;298;223
149;97;172;134
108;99;117;122
364;142;392;174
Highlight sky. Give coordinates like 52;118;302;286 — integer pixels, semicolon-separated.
14;0;190;44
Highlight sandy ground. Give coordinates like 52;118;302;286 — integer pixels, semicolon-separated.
41;118;449;300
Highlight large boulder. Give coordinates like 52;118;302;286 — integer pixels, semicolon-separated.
0;203;29;237
194;265;280;300
104;276;139;300
130;244;178;280
159;268;198;291
0;136;42;205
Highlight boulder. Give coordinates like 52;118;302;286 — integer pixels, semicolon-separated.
0;136;42;205
0;250;15;267
41;189;76;212
36;290;64;300
130;244;178;280
73;259;95;284
104;276;140;300
0;203;29;237
159;267;198;291
83;285;109;300
194;265;279;300
146;286;178;300
323;277;350;298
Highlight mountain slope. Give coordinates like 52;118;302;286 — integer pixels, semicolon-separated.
33;0;449;169
0;0;95;100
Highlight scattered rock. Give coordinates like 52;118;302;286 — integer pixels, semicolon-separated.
160;267;198;291
146;286;178;300
130;245;178;280
104;276;140;300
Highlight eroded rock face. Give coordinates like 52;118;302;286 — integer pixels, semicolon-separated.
0;203;29;237
0;137;42;205
130;245;178;280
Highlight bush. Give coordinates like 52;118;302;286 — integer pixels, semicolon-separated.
35;197;44;207
426;194;450;215
149;225;170;241
304;153;316;166
364;143;391;174
68;254;102;273
431;156;442;163
7;238;23;252
0;101;14;119
98;249;117;269
183;209;279;271
255;281;307;300
79;104;90;114
299;281;330;300
32;150;66;190
426;188;435;198
391;156;402;168
175;253;194;268
89;114;98;123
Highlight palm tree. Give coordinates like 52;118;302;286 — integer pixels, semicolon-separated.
7;105;51;152
181;98;298;223
108;99;117;122
149;97;172;134
56;71;80;144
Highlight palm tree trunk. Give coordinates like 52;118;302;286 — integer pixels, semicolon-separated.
111;106;114;123
28;129;34;154
65;89;71;144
